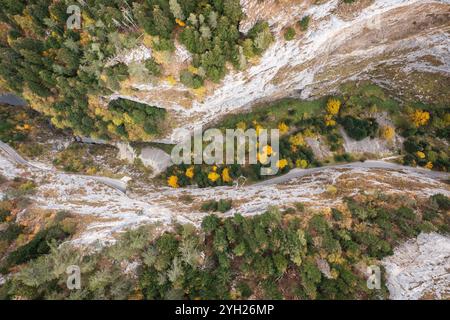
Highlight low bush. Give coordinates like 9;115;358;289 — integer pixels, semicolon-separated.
298;16;310;31
339;116;379;141
200;199;232;213
180;70;204;89
284;27;296;41
0;223;24;243
1;225;72;272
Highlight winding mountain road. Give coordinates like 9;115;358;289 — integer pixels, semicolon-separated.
1;139;448;195
253;160;449;186
0;140;128;194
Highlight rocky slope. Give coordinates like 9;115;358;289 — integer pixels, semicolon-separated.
1;147;449;246
1;0;449;300
383;232;450;300
107;0;450;143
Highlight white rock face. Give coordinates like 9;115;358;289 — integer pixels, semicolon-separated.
105;45;152;67
383;233;450;300
305;137;333;160
116;142;137;163
115;142;172;176
1;145;449;248
138;147;173;175
339;112;403;156
153;0;449;143
340;128;395;156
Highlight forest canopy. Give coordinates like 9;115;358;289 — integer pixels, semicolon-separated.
0;0;273;141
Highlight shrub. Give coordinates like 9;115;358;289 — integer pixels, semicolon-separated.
331;208;343;221
201;200;218;212
403;138;422;154
284;27;296;41
237;282;252;298
0;223;23;243
145;58;162;76
0;208;11;223
339;116;379;141
217;199;232;213
200;199;232;213
298;16;311;31
430;194;450;211
247;21;274;55
180;70;204;89
201;215;221;234
2;225;71;271
294;202;305;212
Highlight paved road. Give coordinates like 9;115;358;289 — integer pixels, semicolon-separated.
2;140;448;193
253;160;449;186
0;140;127;194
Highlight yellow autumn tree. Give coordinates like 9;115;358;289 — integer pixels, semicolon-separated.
289;133;305;146
208;172;220;182
326;98;341;115
381;125;395;141
278;122;289;135
296;159;308;169
175;18;186;27
167;176;179;188
416;151;426;159
276;159;289;169
410;110;430;127
222;168;232;183
262;145;273;155
324;114;336;127
185;166;194;179
166;75;177;85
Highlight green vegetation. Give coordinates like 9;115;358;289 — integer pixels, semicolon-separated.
52;141;152;180
0;1;272;141
200;199;232;213
0;224;23;244
298;16;310;31
180;69;204;89
0;224;72;273
108;99;166;137
284;27;296;41
144;58;162;77
0;104;49;158
339;116;379;141
0;178;77;275
162;82;448;189
53;143;98;173
0;105;28;144
1;193;448;300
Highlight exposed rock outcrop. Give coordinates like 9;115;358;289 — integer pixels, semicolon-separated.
383;232;450;300
105;0;449;143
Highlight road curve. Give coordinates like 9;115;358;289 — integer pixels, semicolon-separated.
2;140;448;193
0;140;127;194
253;160;450;186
